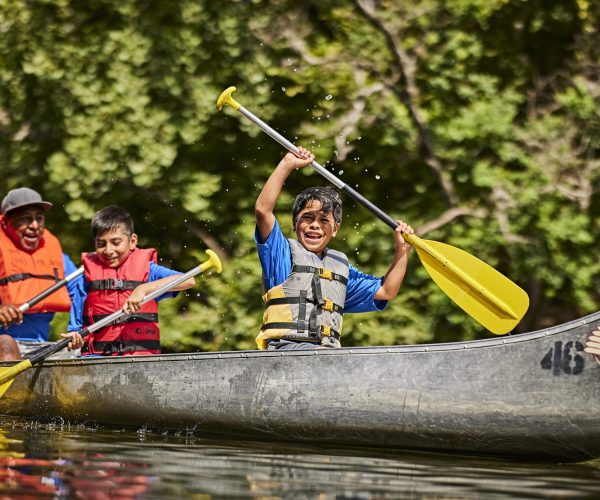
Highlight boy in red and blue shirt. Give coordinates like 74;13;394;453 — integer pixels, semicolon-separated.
66;206;194;356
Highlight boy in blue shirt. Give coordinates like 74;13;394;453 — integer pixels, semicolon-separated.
66;206;194;356
255;147;414;350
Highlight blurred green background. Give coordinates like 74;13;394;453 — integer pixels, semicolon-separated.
1;0;599;351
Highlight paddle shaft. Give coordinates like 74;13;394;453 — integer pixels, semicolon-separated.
26;260;213;366
18;266;84;313
220;91;524;323
217;87;529;333
237;107;399;230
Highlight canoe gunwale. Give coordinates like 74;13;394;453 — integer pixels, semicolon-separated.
2;310;598;368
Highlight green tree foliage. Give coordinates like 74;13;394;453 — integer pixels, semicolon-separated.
0;0;598;350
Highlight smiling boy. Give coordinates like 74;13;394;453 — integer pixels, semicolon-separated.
254;147;414;350
66;205;194;356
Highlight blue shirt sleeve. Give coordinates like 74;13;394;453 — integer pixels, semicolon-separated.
148;262;181;301
344;264;387;313
66;253;86;332
62;253;78;275
63;253;80;302
254;220;292;291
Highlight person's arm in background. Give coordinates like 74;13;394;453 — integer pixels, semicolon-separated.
61;253;85;349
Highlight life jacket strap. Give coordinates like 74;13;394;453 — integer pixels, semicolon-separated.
319;324;337;338
82;339;160;355
261;322;341;340
291;265;348;285
322;299;343;313
264;296;344;312
83;313;159;326
0;272;58;285
298;290;308;333
88;279;144;291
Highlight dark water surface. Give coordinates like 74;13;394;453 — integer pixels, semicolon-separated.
1;418;599;498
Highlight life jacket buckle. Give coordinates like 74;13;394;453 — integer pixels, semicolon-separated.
323;299;334;312
318;268;333;280
320;325;332;337
112;278;125;290
101;340;125;355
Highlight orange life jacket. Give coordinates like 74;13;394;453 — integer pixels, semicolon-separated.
0;215;71;313
81;248;160;356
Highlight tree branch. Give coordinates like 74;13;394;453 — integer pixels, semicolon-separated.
416;206;487;235
354;0;459;207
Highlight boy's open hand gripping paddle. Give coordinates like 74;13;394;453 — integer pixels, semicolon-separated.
0;250;222;398
217;86;529;335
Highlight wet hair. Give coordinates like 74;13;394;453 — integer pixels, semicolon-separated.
292;187;343;225
91;205;134;238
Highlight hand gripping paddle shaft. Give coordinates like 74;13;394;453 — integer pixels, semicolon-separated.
217;86;529;335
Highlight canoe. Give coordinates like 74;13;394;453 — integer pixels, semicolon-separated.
1;311;599;462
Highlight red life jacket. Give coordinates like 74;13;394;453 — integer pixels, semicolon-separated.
82;248;160;356
0;215;71;313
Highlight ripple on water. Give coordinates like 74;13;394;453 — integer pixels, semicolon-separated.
0;418;599;498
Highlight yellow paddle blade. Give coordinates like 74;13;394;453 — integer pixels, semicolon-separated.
0;359;32;398
409;236;529;334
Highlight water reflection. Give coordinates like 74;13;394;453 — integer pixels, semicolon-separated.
0;418;599;498
0;423;156;498
0;428;24;458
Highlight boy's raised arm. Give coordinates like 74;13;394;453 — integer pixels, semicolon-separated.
255;147;315;242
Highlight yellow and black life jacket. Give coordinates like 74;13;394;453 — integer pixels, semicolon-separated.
256;239;349;349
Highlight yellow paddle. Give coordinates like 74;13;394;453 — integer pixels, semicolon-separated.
217;86;529;335
0;250;222;398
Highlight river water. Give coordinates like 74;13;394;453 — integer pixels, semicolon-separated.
1;418;599;498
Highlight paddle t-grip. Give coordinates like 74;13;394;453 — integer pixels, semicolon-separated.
215;85;529;334
202;249;223;273
216;87;241;111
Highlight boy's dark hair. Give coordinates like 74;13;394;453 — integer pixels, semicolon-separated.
91;205;134;238
292;187;343;225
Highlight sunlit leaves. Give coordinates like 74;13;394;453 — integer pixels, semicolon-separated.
1;0;599;350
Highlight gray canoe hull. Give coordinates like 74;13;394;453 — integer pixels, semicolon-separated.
1;311;600;461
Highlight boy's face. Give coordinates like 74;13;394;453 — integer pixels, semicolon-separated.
294;200;339;256
94;225;138;268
